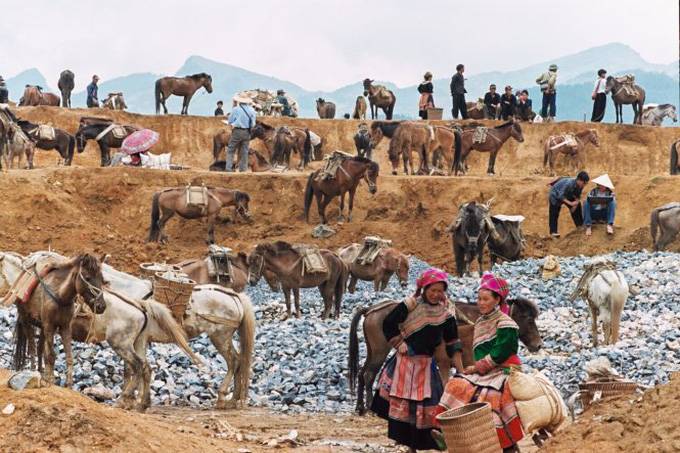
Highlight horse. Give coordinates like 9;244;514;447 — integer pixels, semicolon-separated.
18;85;60;107
248;241;347;319
650;202;680;250
605;75;646;124
57;70;75;108
147;187;251;244
362;79;396;120
74;121;138;166
641;104;677;126
303;156;379;224
367;121;402;152
212;127;232;161
337;244;409;293
352;96;367;120
348;297;542;414
17;120;76;166
448;201;492;277
209;149;272;173
453;121;524;175
670;140;680;175
12;253;107;387
102;92;128;110
155;73;213;115
465;99;491;120
251;122;319;164
272;126;312;169
543;129;600;176
353;127;372;160
316;98;336;119
488;216;525;267
428;125;460;175
386;122;434;175
4;123;35;169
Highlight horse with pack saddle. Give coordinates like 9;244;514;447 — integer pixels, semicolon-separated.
147;186;251;244
102;92;128;110
0;106;34;169
452;120;524;176
248;241;347;320
75;117;139;166
17;120;76;166
362;78;396;120
650;202;680;250
543;129;599;176
337;237;410;293
18;85;60;107
606;74;646;124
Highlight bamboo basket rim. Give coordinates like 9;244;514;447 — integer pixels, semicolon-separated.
436;402;491;422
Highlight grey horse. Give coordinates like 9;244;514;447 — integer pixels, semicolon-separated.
448;201;492;276
650;203;680;250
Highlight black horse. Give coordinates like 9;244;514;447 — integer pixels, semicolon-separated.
353;128;372;160
17;120;75;165
74;122;137;166
448;201;491;276
57;70;75;108
488;217;525;267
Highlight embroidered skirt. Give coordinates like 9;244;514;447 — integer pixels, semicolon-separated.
371;354;443;450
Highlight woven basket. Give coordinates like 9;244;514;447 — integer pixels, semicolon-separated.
139;262;181;279
436;402;501;453
153;271;195;324
427;108;443;120
579;381;640;408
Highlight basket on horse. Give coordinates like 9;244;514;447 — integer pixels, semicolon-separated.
355;236;392;265
139;262;182;280
153;271;195;325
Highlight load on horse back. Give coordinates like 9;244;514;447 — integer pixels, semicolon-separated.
347;297;542;414
363;78;396;120
337;239;409;293
453;121;524;175
271;126;312;170
17;120;76;166
316;98;336;119
57;70;75;108
650;202;680;250
606;74;646;124
641;103;677;126
19;85;60;107
102;92;128;110
74;120;139;166
543;129;599;176
448;200;494;276
147;186;251;244
487;215;526;266
155;73;213;115
304;153;379;224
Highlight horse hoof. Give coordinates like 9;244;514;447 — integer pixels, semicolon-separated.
296;312;302;319
337;215;346;222
115;398;135;411
216;399;237;410
391;171;397;176
134;402;149;413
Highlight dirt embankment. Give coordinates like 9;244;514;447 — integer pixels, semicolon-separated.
16;106;680;176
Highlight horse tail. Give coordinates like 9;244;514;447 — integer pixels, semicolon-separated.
144;300;203;365
272;132;284;165
303;128;312;165
650;207;660;250
671;141;678;175
348;305;369;395
303;172;315;222
147;192;161;242
543;139;550;168
452;129;462;175
236;293;256;401
68;134;75;161
333;260;348;318
154;79;162;114
11;319;30;371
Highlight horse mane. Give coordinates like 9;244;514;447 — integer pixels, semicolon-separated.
17;120;37;129
234;190;250;203
494;121;514;129
271;241;294;254
255;122;275;131
187;73;211;80
51;253;100;273
658;103;674;110
351;155;380;172
371;121;402;135
509;297;539;318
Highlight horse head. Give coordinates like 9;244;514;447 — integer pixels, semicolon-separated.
509;298;542;351
234;191;251;220
460;202;487;253
359;157;379;194
604;76;615;93
75;253;106;314
588;129;600;146
368;122;384;149
395;253;410;289
510;121;524;142
666;105;678;122
247;243;275;286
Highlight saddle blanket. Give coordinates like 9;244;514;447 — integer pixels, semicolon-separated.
1;258;59;306
186;185;209;209
317;150;353;180
549;134;577;150
292;245;328;275
208;245;234;282
355;236;392;265
472;127;488;144
95;124;129;141
492;214;525;223
31;125;55;141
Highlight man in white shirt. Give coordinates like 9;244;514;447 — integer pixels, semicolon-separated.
591;69;607;122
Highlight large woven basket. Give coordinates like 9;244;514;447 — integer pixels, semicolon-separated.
579;381;640;408
153;271;195;324
436;402;501;453
139;262;181;279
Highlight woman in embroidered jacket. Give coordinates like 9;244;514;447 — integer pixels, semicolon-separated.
418;72;435;119
371;268;463;452
438;273;524;452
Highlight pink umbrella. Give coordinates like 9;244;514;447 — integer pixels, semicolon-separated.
121;129;159;155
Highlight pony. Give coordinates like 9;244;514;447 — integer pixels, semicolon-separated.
155;73;213;115
605;75;646;124
74;121;138;166
209;149;272;173
488;216;525;267
650;202;680;250
17;120;75;166
147;187;251;244
251;122;318;164
18;85;60;106
316;98;336;119
670;140;680;175
303;155;379;224
453;121;524;175
271;126;312;169
641;104;677;126
57;70;75;108
543;129;600;176
337;244;409;293
102;92;128;110
248;241;347;319
348;297;542;414
4;123;35;169
386;122;433;175
362;79;396;120
352;96;367;120
448;201;492;276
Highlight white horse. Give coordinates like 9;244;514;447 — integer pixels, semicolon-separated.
641;103;677;126
0;252;24;296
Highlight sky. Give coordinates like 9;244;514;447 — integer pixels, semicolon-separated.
0;0;677;91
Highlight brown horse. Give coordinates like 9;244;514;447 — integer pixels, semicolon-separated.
57;70;75;108
352;96;367;120
155;73;213;115
18;85;60;106
74;121;138;166
212;127;233;161
543;129;599;176
453;121;524;175
248;241;347;319
362;79;396;120
147;187;251;244
4;124;35;169
250;122;319;164
316;98;336;119
606;75;646;124
387;122;433;175
337;244;409;292
13;254;106;386
303;156;379;224
348;298;543;414
178;252;258;292
209;149;272;173
17;120;76;166
271;126;312;169
102;92;128;110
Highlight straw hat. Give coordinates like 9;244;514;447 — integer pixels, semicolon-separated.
592;174;614;190
541;255;561;279
232;94;253;104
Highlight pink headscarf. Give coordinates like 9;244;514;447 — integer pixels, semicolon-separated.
415;267;448;297
480;273;511;313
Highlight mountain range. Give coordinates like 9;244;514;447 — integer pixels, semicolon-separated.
4;43;679;123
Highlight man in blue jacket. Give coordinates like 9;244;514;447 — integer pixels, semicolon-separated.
86;75;99;108
548;171;589;238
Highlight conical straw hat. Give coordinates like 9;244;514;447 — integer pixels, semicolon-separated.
592;174;614;190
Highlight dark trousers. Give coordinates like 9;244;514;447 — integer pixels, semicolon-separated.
549;202;583;234
451;94;468;119
591;93;606;122
541;92;556;118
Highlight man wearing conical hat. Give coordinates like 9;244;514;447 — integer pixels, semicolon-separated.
584;174;616;236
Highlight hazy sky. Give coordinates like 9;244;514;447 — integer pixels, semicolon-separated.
1;0;677;91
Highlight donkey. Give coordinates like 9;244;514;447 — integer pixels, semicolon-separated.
155;73;213;115
448;201;492;276
337;244;409;293
650;202;680;250
348;297;542;414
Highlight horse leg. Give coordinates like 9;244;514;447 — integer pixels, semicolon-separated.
348;274;358;293
477;245;484;275
100;143;111;167
590;305;599;348
111;343;144;410
294;287;302;318
282;287;292;320
133;337;153;411
318;283;332;319
62;326;74;388
487;150;499;175
211;331;239;409
347;188;357;223
338;191;346;222
319;194;330;225
161;93;168;114
157;210;175;243
41;324;56;384
207;212;218;244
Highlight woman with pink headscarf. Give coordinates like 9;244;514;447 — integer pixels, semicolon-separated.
436;273;524;453
371;268;463;452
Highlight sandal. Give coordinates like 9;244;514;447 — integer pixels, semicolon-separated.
430;429;447;451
